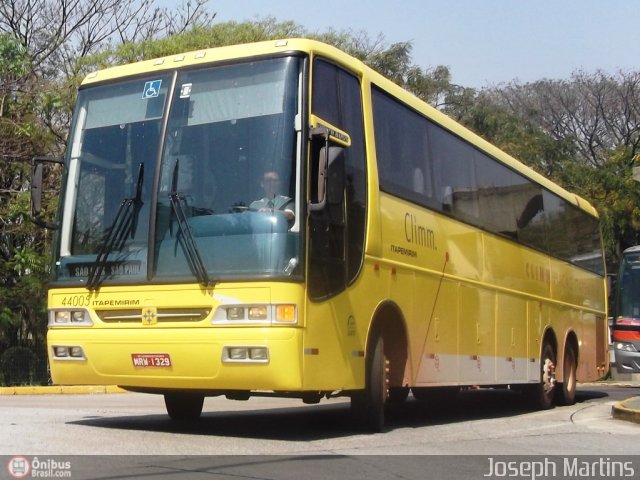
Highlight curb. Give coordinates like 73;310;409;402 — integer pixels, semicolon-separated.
0;385;125;395
611;397;640;424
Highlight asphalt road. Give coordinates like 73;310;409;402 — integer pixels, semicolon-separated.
1;384;639;479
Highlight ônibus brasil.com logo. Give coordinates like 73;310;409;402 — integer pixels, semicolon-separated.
7;456;72;478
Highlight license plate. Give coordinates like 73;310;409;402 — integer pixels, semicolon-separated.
131;353;172;368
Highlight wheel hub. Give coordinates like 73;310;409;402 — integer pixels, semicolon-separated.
542;358;556;394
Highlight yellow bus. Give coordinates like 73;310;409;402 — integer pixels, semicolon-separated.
33;39;608;431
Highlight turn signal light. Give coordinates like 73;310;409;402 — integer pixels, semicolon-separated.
275;304;296;323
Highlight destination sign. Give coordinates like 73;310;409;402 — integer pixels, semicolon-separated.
68;261;142;278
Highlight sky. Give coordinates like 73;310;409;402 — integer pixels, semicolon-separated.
203;0;640;89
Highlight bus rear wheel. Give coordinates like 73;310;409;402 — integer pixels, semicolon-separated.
527;341;556;410
164;393;204;421
556;344;577;406
351;333;388;432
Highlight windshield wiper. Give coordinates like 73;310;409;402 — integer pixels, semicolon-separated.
87;163;144;291
168;159;213;287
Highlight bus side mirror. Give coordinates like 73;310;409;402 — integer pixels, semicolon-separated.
31;156;63;229
309;127;345;212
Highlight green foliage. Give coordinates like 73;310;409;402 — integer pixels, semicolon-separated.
0;33;54;385
561;148;640;266
0;33;28;79
0;346;37;386
452;93;577;179
80;18;304;70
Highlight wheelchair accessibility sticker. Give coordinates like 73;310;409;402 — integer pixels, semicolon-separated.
142;80;162;99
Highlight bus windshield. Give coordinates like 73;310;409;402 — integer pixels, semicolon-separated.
55;56;302;285
616;249;640;322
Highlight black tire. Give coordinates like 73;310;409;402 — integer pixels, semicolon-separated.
351;333;387;432
526;341;556;410
556;343;577;406
164;393;204;421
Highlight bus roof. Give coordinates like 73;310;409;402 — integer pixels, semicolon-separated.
81;38;598;218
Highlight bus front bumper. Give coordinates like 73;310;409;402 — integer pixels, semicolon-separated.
47;326;304;392
615;345;640;374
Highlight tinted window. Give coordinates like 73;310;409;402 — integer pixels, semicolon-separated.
545;190;603;273
429;122;478;223
512;174;546;251
475;152;519;238
616;251;640;319
373;88;434;207
371;83;604;276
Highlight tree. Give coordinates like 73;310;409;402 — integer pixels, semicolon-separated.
0;0;213;79
477;72;640;266
0;2;214;385
0;32;28;117
562;147;640;261
490;71;640;170
447;91;577;180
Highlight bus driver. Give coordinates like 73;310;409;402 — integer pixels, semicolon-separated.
249;171;295;222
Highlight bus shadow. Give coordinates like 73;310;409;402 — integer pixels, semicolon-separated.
69;386;612;441
71;401;357;440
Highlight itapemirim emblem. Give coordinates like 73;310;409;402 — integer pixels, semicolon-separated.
142;307;157;325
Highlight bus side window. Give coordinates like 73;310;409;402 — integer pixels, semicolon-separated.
372;86;435;209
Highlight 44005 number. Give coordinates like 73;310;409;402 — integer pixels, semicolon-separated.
60;295;91;307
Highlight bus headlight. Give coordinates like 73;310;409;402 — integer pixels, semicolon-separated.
213;304;297;325
228;347;248;360
248;306;268;320
49;309;93;327
249;347;269;361
54;311;71;324
222;346;269;363
616;342;638;352
52;345;86;360
54;346;69;357
226;307;245;320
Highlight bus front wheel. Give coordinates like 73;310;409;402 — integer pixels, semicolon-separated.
351;333;388;432
164;393;204;421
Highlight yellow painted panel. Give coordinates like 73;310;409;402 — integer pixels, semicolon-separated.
552;260;606;313
48;326;303;391
495;294;529;382
412;279;458;384
459;285;495;383
496;294;528;359
483;234;550;299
